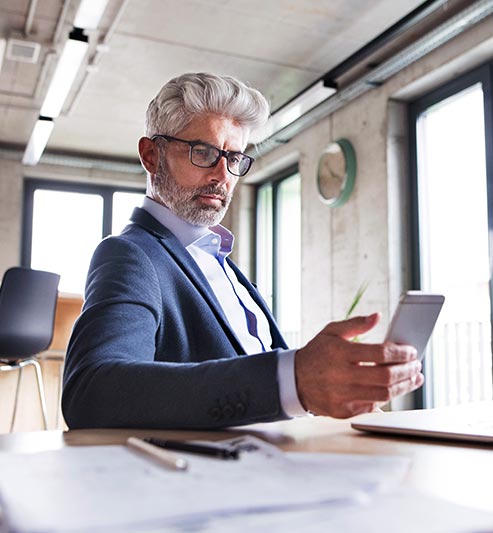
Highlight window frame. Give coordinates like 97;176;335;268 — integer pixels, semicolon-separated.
22;178;145;268
254;163;299;319
408;61;493;407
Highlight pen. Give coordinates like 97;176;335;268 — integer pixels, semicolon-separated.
127;437;189;471
144;438;240;460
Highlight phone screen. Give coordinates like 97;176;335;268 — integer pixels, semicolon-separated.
385;291;445;359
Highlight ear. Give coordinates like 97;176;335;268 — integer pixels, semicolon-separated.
138;137;160;174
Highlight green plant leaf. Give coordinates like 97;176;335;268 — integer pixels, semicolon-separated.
345;280;370;319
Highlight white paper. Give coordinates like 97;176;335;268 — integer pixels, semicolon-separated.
183;489;493;533
0;436;410;532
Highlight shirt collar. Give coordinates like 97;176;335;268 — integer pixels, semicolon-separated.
141;196;234;256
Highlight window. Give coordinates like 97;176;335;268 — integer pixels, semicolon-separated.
112;191;146;235
256;166;301;347
23;179;145;295
410;64;493;408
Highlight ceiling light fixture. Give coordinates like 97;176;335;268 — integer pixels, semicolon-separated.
253;81;337;143
74;0;110;30
254;0;493;157
22;1;110;166
22;116;55;166
0;39;5;75
39;27;89;118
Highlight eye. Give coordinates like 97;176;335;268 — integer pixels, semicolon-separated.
229;153;245;167
193;144;218;161
194;145;210;156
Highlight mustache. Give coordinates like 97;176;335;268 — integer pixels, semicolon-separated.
191;184;229;201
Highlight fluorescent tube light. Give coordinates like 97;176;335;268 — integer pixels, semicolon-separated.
74;0;110;29
253;0;493;158
0;39;5;74
40;28;88;118
22;117;55;165
253;81;337;143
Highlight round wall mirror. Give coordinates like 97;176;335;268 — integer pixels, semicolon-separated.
316;138;356;207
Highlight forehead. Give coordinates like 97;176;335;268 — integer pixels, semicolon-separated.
175;113;249;150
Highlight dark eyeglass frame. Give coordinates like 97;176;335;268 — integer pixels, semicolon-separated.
151;134;255;177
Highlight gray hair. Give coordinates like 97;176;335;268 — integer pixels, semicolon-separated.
145;72;270;138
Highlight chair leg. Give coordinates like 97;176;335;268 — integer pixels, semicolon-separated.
10;366;23;433
31;360;49;430
56;362;64;429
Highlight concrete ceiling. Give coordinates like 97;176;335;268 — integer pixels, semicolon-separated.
0;0;428;161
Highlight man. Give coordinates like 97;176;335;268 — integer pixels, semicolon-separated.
62;72;423;429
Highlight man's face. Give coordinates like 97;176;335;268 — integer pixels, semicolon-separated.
151;113;249;226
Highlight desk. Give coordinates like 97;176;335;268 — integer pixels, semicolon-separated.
0;416;492;514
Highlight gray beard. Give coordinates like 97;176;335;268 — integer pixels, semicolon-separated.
153;159;232;227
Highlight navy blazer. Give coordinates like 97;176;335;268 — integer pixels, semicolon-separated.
62;208;290;429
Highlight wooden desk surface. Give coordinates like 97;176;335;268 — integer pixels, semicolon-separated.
1;417;492;513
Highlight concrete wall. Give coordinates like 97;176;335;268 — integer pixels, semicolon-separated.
0;159;24;276
230;17;493;346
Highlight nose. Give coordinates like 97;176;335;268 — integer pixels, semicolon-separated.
207;155;231;186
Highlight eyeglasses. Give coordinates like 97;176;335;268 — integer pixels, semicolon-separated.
151;134;254;177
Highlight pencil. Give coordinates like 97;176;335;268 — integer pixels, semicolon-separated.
127;437;189;471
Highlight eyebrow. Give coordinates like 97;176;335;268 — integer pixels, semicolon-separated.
192;139;245;153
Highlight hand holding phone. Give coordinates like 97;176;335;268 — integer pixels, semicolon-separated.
385;291;445;360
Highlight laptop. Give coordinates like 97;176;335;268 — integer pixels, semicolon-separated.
351;401;493;444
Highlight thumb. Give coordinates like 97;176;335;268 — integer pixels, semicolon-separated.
321;312;380;340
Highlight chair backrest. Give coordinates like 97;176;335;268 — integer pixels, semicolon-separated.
0;267;60;358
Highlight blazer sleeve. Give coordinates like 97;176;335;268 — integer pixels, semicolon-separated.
62;235;289;430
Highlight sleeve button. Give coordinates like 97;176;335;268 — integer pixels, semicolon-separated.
222;403;234;418
209;407;222;421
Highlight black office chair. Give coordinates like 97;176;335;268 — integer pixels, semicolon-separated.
0;267;60;431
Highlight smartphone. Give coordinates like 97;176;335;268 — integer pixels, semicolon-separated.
385;291;445;360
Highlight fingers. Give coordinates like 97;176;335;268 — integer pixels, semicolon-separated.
321;315;418;363
295;313;424;419
337;340;418;364
320;313;417;364
318;333;418;365
312;373;425;419
346;359;422;386
343;372;424;403
321;313;380;340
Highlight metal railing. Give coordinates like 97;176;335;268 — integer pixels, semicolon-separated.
427;321;493;407
281;330;301;349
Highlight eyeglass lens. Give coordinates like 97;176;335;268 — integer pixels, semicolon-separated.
190;144;251;176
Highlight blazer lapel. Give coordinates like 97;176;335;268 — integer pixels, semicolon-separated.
130;208;245;354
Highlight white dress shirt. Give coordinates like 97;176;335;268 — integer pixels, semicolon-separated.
141;197;307;417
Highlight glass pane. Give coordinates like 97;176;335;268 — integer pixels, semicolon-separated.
416;83;492;407
276;173;301;347
256;184;273;311
31;189;103;295
112;191;145;235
